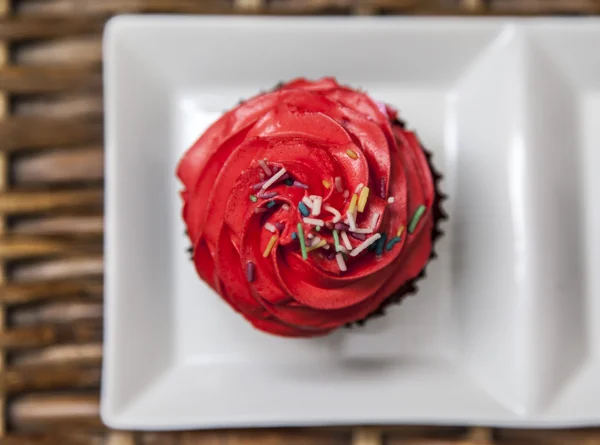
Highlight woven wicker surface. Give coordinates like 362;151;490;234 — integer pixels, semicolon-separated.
0;0;599;443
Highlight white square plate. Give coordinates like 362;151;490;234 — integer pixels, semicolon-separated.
102;16;600;430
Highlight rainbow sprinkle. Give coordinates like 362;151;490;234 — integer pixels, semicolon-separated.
297;223;308;260
264;222;276;233
387;197;395;204
357;186;370;213
336;252;347;272
386;237;401;251
334;176;343;192
298;201;310;217
284;178;294;186
375;233;388;256
397;225;405;237
262;167;287;190
408;205;426;233
348;194;358;214
346;149;358;160
293;181;309;189
350;233;381;257
306;239;327;253
332;229;341;252
291;232;297;240
258;160;272;176
379;178;386;199
249;195;258;202
266;201;276;209
263;234;278;258
322;179;331;189
246;262;255;282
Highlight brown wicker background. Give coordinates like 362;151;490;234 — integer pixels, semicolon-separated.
0;0;599;444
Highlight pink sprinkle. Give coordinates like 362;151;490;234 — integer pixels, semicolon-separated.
246;262;255;282
282;203;290;211
254;208;267;214
258;191;278;199
259;172;265;180
343;190;350;199
350;232;366;241
334;223;350;231
275;222;285;231
380;177;386;199
293;181;309;189
252;181;267;190
334;177;343;193
259;160;272;176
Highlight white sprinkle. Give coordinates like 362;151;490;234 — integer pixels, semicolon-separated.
350;227;374;234
303;217;325;226
311;236;322;247
370;212;380;229
336;253;347;272
338;245;349;254
264;222;276;233
301;196;314;209
343;190;350;199
309;195;321;200
307;233;314;239
261;167;287;190
346;211;357;230
258;159;272;177
354;183;364;194
312;196;322;216
324;205;342;223
282;203;290;211
350;233;382;257
388;197;395;204
334;177;343;192
323;244;330;250
340;231;353;251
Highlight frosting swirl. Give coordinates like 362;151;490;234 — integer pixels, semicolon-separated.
177;78;436;337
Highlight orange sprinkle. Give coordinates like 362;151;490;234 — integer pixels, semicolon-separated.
348;193;359;214
397;225;405;237
263;235;278;258
322;179;331;189
346;149;358;159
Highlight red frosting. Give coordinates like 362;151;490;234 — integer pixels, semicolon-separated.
177;78;436;337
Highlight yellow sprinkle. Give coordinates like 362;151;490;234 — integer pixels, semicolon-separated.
346;149;358;160
348;193;358;214
263;234;278;258
306;240;327;253
397;225;405;237
322;179;331;189
357;186;370;213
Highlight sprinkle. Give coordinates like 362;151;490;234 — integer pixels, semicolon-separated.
332;229;341;252
370;213;380;229
282;203;290;211
264;222;276;233
348;194;358;214
259;172;265;180
357;186;370;213
307;239;327;253
297;223;308;260
354;183;364;194
309;195;321;200
263;234;278;258
275;222;285;232
409;205;426;233
334;222;350;231
284;178;294;186
325;222;334;230
336;252;348;272
323;244;329;249
298;201;310;217
380;178;386;199
262;167;287;190
350;227;374;234
293;181;309;189
303;217;325;226
315;226;321;232
346;149;358;160
254;207;267;214
343;190;350;199
350;233;381;257
324;205;342;223
350;232;366;241
338;245;349;254
375;233;388;257
307;233;314;239
312;196;322;216
310;236;322;247
386;237;401;251
291;232;297;240
335;177;343;192
266;201;276;208
340;231;353;251
252;181;267;190
302;196;314;209
258;191;277;199
346;211;357;230
249;195;258;202
397;225;405;237
322;179;331;189
246;262;255;282
388;197;395;204
259;160;272;177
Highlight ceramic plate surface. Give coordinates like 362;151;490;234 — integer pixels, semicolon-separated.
102;16;600;429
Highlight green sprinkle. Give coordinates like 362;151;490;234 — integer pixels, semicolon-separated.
297;223;308;260
298;201;310;217
332;229;341;252
267;201;276;209
291;232;297;240
408;205;426;233
249;194;258;202
375;233;388;257
315;226;321;232
284;178;294;186
386;236;401;251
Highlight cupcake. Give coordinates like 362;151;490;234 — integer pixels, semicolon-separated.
177;78;444;337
